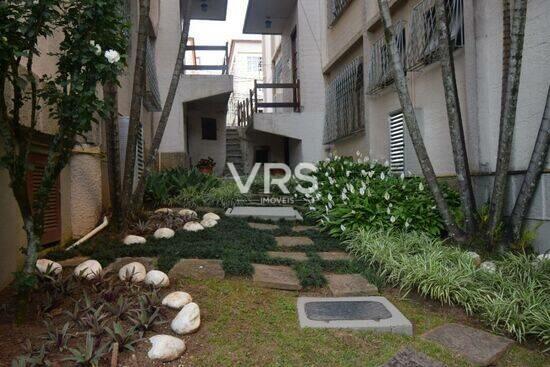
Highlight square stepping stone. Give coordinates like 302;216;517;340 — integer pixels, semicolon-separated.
168;259;225;280
318;252;353;261
267;251;308;262
248;222;280;230
297;296;412;335
292;225;318;232
58;256;90;268
226;206;303;221
383;347;446;367
252;264;302;291
326;274;378;296
423;323;514;366
275;236;314;247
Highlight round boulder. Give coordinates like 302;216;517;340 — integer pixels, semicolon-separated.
465;251;482;267
145;270;170;288
124;235;147;245
480;261;497;273
155;208;173;214
171;302;200;335
74;260;102;280
537;253;550;262
162;292;192;309
36;259;62;275
203;212;220;221
154;228;175;239
183;221;204;232
178;209;198;219
200;218;217;228
148;335;186;362
118;262;147;283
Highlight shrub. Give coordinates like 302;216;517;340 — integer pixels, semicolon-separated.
347;229;550;349
298;155;460;237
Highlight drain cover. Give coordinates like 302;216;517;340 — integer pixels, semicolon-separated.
304;301;392;321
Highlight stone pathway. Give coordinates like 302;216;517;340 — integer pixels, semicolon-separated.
168;259;225;280
226;206;303;221
318;251;353;261
326;274;378;297
423;323;514;366
275;236;314;247
267;251;308;262
252;264;302;291
291;225;318;233
248;222;280;230
383;347;445;367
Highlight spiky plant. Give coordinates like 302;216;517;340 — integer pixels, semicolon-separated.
138;287;163;314
99;280;123;304
42;321;72;352
105;322;141;352
63;333;108;366
105;295;134;320
64;299;84;327
129;307;165;337
80;305;108;337
12;342;51;367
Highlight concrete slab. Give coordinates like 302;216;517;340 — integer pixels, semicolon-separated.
226;206;303;221
383;347;446;367
318;252;353;261
252;264;301;291
326;274;378;296
104;257;156;274
423;323;514;366
297;296;412;335
267;251;308;262
248;222;280;230
292;225;318;232
168;259;225;280
275;236;314;247
57;256;90;268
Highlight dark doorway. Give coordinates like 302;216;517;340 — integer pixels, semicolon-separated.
201;118;217;140
255;147;269;163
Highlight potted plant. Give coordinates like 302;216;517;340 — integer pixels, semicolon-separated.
196;157;216;174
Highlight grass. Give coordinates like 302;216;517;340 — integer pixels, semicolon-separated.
176;278;550;367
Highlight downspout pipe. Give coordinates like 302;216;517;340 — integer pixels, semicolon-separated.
65;216;109;251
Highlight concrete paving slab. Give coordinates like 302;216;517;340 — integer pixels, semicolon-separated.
252;264;301;291
248;222;280;230
297;297;412;335
318;252;353;261
383;347;446;367
275;236;314;247
292;225;318;232
267;251;308;262
168;259;225;280
326;274;378;296
423;323;514;366
226;206;303;221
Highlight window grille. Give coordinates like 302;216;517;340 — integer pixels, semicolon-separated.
327;0;353;26
323;57;364;144
144;37;162;112
367;22;406;94
247;56;262;73
389;111;405;172
406;0;464;71
135;123;145;183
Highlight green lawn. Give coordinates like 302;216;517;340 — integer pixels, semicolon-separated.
178;278;549;367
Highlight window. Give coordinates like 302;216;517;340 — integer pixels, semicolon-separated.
327;0;353;26
201;118;217;140
389;111;405;172
323;57;364;144
247;56;262;73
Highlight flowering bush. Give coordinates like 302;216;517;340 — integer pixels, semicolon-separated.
299;154;460;237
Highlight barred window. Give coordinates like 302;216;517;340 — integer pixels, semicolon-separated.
327;0;353;26
367;22;406;94
323;57;364;144
407;0;464;71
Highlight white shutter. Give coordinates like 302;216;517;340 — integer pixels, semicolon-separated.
389;112;405;172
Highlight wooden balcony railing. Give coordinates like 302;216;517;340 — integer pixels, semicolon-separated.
182;43;229;74
236;80;301;127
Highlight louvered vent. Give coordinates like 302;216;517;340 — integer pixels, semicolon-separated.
136;123;145;179
389;112;405;172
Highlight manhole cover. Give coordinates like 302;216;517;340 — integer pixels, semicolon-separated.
304;301;392;321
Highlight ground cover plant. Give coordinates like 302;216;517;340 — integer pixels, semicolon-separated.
298;155;460;237
347;229;550;350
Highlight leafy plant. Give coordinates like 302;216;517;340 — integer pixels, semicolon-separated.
42;321;72;352
81;306;108;337
105;322;141;352
64;333;108;366
138;288;163;314
12;272;38;296
294;261;327;288
105;295;134;320
196;156;216;169
129;307;165;337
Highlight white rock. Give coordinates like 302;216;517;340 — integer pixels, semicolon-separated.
155;208;173;214
74;260;102;280
118;262;146;283
162;292;192;309
154;228;175;239
36;259;62;275
480;261;497;273
123;235;147;245
145;270;170;287
171;302;200;335
183;221;204;232
178;209;198;219
465;251;482;266
203;212;220;221
148;335;186;362
537;253;550;262
201;218;218;228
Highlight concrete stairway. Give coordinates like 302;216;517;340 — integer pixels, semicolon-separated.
225;128;244;175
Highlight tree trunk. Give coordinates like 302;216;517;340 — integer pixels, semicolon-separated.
510;85;550;242
121;0;150;219
103;81;123;227
131;0;193;208
488;0;528;242
435;0;477;235
377;0;465;241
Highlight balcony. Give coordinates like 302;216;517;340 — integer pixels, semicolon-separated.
183;43;229;75
243;0;297;35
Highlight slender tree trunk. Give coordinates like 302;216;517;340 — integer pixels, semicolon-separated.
131;0;193;208
488;0;528;242
103;81;123;227
377;0;465;241
121;0;150;218
435;0;477;235
510;86;550;242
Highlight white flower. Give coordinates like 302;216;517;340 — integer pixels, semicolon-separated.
405;221;410;228
340;224;346;232
419;182;424;191
94;44;102;56
341;192;348;201
386;207;391;215
325;172;329;177
390;216;396;223
346;170;351;177
348;185;355;194
309;206;316;211
356;150;362;157
384;192;390;201
327;193;333;201
359;187;365;196
380;172;386;180
384;160;390;167
104;49;120;63
361;170;367;177
400;172;405;180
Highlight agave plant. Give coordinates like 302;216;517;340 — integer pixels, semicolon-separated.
138;287;163;314
80;305;109;337
105;322;141;352
64;299;84;326
42;321;72;352
99;279;123;304
63;333;108;366
129;307;165;337
12;341;51;367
